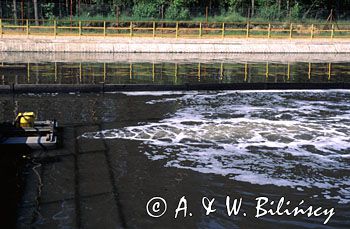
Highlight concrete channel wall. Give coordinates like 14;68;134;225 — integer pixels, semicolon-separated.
1;35;350;53
1;83;350;94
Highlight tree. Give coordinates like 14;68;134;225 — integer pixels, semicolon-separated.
0;0;3;18
13;0;18;23
1;0;350;22
277;0;281;16
33;0;39;25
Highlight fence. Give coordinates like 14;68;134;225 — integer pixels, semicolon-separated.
1;19;350;39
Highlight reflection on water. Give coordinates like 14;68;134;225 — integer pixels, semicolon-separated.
84;90;350;205
0;61;350;85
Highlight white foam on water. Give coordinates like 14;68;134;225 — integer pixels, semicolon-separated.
122;89;350;96
25;93;59;97
83;90;350;204
122;91;198;96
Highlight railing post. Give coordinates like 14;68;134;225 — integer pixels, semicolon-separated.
175;21;179;38
79;21;82;36
130;21;133;37
27;62;30;82
289;23;293;39
221;22;225;38
310;24;314;39
54;62;57;82
129;63;133;80
0;19;2;38
152;21;156;37
103;63;106;82
328;63;331;80
331;24;334;39
220;62;224;80
79;63;82;83
197;63;201;81
54;20;57;37
268;23;271;38
174;63;178;84
103;21;106;37
246;21;250;38
26;19;29;36
308;62;311;79
199;22;202;38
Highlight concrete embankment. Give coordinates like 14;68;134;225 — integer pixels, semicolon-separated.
1;83;349;94
1;35;350;53
2;52;350;63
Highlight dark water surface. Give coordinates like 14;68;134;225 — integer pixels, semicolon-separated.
0;90;349;228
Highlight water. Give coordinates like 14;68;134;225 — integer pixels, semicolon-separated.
1;61;350;85
0;57;349;228
83;90;350;206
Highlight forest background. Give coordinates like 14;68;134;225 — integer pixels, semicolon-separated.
1;0;349;23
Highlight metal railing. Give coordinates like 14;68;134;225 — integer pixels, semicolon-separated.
1;19;350;39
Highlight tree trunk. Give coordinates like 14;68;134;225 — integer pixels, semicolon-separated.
78;0;81;17
40;1;43;20
277;0;281;16
13;0;18;23
302;1;317;20
59;0;62;18
251;0;255;17
66;0;69;17
33;0;39;25
70;0;72;20
21;0;24;23
27;0;31;19
0;0;3;18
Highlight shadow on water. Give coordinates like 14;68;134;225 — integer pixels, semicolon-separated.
0;146;30;229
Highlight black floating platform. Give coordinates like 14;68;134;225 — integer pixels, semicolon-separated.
0;83;349;94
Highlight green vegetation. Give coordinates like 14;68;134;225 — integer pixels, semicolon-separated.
1;1;350;23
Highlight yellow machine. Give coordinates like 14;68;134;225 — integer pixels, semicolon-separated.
15;112;36;128
1;112;59;149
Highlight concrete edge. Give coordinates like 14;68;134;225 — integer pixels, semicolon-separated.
0;83;349;94
3;52;350;64
1;37;350;53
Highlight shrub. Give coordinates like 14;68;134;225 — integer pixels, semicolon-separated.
258;4;282;20
165;4;190;20
42;3;55;19
132;2;158;19
290;3;301;20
